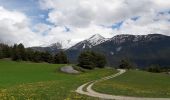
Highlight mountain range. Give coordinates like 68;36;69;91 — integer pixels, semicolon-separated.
31;34;170;67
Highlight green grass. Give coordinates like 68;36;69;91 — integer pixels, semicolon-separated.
0;60;116;100
93;70;170;98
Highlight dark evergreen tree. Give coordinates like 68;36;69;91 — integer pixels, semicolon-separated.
53;53;60;63
118;59;134;69
0;48;3;59
32;51;42;62
59;51;68;64
78;51;106;69
40;52;51;62
147;65;161;73
95;53;107;68
78;51;95;69
53;51;68;64
12;44;20;61
47;54;53;63
1;44;11;58
25;48;35;61
18;43;27;61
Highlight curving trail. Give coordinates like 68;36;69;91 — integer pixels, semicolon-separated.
76;69;170;100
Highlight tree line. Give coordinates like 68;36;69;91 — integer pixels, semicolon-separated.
0;43;144;70
1;43;169;72
0;43;107;68
0;43;68;64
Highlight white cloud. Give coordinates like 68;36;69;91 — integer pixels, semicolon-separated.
0;6;41;47
112;11;170;36
37;0;170;48
1;0;170;48
39;0;170;27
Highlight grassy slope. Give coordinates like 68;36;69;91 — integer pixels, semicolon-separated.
0;60;117;100
93;70;170;98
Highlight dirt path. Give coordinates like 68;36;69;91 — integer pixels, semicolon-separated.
75;69;170;100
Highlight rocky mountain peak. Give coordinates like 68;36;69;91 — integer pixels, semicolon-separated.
86;34;108;46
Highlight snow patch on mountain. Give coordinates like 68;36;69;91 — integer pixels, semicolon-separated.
110;34;165;44
86;34;108;46
116;46;122;52
70;34;108;50
111;34;129;44
82;44;86;49
110;51;114;55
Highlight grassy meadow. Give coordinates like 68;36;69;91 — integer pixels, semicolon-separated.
93;70;170;98
0;60;117;100
1;60;170;99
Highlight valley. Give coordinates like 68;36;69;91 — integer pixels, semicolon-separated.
0;0;170;99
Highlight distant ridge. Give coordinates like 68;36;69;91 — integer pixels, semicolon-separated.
66;33;170;67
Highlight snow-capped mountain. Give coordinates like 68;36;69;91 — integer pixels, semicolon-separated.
86;34;108;46
30;33;170;67
31;34;108;51
66;34;170;67
110;34;166;44
109;34;166;44
69;33;166;51
69;34;108;50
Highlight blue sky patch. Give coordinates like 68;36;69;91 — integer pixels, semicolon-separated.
64;26;71;32
131;16;140;21
111;21;124;30
0;0;49;25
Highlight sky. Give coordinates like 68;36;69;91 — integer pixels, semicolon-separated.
0;0;170;48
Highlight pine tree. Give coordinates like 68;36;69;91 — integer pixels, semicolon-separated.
95;53;107;68
0;48;3;59
1;44;11;58
118;59;133;69
53;51;69;64
25;48;34;61
78;51;106;69
41;52;52;62
12;44;20;61
78;51;94;69
53;53;60;64
147;65;161;73
32;51;41;62
18;43;27;61
59;51;68;64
